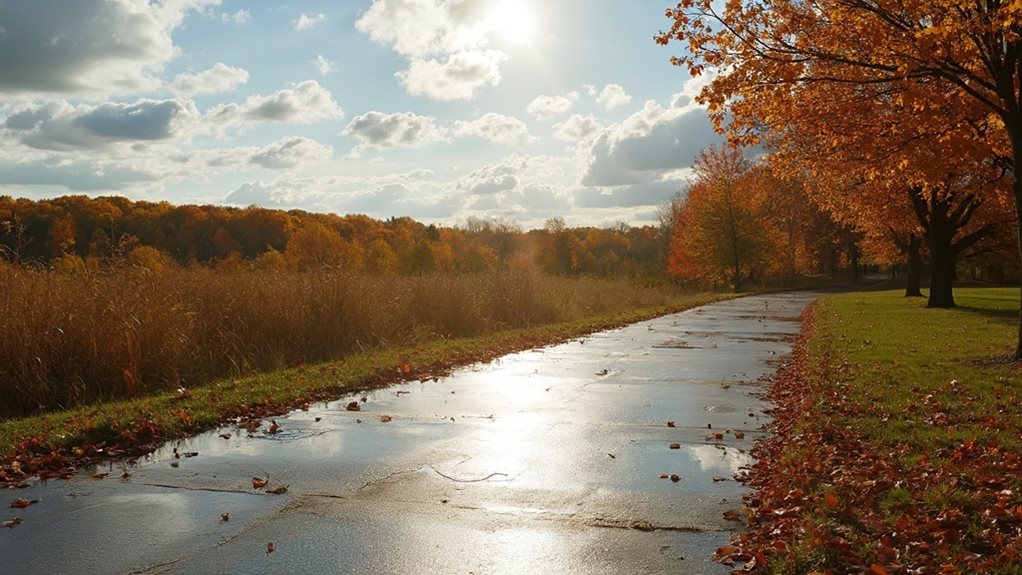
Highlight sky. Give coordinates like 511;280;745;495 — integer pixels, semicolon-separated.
0;0;722;229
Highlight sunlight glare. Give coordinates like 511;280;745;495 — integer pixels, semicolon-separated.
488;1;536;45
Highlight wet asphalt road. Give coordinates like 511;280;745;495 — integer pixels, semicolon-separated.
1;292;819;575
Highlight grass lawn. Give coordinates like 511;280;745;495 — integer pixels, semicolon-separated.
723;287;1022;574
0;292;738;483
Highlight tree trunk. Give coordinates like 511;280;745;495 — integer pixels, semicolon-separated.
1009;135;1022;360
905;234;923;297
926;206;956;308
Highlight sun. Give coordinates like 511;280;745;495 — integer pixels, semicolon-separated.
488;1;537;45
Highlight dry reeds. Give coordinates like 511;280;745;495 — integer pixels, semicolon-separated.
0;266;679;418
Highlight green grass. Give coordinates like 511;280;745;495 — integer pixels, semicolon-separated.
811;287;1022;452
758;286;1022;572
0;291;737;463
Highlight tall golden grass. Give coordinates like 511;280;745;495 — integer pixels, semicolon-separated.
0;266;681;418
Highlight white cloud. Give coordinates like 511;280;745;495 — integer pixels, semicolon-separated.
456;160;524;195
6;99;199;151
294;13;326;31
583;84;597;97
0;0;218;95
315;55;335;75
527;92;578;121
342;111;449;156
222;9;250;24
454;113;534;147
355;0;511;100
170;63;249;97
581;100;718;187
552;114;604;142
208;81;344;125
596;83;632;111
398;50;505;101
249;137;333;169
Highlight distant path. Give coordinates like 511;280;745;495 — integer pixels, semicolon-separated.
5;292;820;575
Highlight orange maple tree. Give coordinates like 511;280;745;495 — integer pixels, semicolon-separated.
658;0;1022;354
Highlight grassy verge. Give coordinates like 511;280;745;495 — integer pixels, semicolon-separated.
0;291;738;482
719;287;1022;573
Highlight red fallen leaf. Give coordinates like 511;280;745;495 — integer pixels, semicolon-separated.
667;421;676;427
266;542;275;554
824;492;839;509
723;509;742;521
345;401;361;412
869;564;890;575
220;513;230;522
379;415;393;423
734;431;746;439
714;432;724;440
91;472;109;480
401;362;413;374
252;476;268;489
267;421;281;434
669;443;681;449
4;517;22;529
10;499;36;509
670;474;681;482
265;485;289;494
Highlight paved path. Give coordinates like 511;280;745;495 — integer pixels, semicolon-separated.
2;292;819;575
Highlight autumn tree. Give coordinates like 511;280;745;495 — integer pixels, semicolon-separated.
669;146;767;290
659;0;1022;354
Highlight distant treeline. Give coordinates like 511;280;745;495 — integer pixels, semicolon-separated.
0;195;667;277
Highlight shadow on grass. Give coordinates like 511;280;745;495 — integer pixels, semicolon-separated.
955;302;1018;326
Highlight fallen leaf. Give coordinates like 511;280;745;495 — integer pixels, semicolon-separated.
267;421;280;434
669;443;681;449
170;461;179;468
252;476;268;489
4;517;22;528
667;421;676;427
345;401;361;412
220;513;230;522
181;451;199;458
659;473;670;479
824;492;839;509
314;417;322;422
670;474;681;482
219;433;232;440
266;542;275;555
9;499;36;509
713;476;729;482
265;485;289;494
91;472;109;480
723;509;742;521
869;564;890;575
607;453;616;459
734;431;745;439
120;469;133;479
379;415;393;423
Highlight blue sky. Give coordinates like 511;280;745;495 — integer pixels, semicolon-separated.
0;0;721;228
